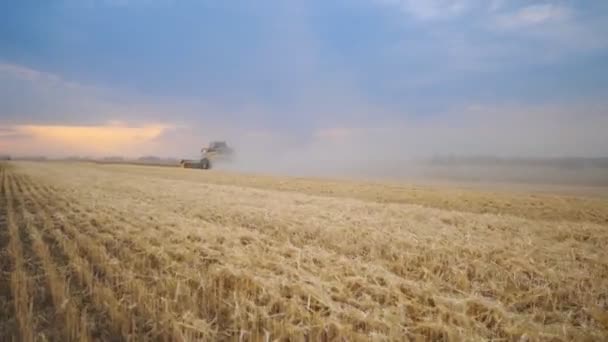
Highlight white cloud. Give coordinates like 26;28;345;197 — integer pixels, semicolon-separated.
488;0;505;13
379;0;572;24
380;0;473;20
64;0;175;8
494;4;570;29
0;62;66;84
485;4;607;58
0;61;192;126
382;1;607;75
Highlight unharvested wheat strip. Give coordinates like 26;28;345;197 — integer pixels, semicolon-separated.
17;174;189;341
10;174;91;341
3;170;34;342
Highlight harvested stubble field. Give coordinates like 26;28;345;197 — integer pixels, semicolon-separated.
1;162;607;341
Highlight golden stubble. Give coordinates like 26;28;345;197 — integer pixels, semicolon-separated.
1;161;607;341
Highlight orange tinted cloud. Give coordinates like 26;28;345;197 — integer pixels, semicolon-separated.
10;123;169;156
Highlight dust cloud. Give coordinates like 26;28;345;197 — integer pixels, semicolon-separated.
201;103;608;187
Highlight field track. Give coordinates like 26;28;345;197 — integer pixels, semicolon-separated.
1;161;607;341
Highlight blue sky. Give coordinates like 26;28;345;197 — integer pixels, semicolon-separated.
1;0;607;161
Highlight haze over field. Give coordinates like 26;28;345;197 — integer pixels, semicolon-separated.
1;0;608;179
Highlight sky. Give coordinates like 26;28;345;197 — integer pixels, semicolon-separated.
1;0;607;169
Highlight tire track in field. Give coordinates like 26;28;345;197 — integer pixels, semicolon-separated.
15;174;194;341
0;167;17;340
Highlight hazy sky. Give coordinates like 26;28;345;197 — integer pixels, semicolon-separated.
1;0;607;162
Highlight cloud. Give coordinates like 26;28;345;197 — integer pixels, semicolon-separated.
0;127;21;138
488;0;504;13
17;123;168;146
1;61;215;127
1;123;170;157
0;62;200;157
2;57;607;164
379;1;608;79
485;4;607;60
0;61;131;125
494;4;570;29
380;0;473;20
0;63;59;82
378;0;573;24
64;0;175;8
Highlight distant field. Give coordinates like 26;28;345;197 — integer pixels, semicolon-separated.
1;161;607;341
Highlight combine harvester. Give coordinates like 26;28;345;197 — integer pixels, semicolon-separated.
180;141;234;170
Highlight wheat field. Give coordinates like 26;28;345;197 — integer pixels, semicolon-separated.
0;161;607;341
